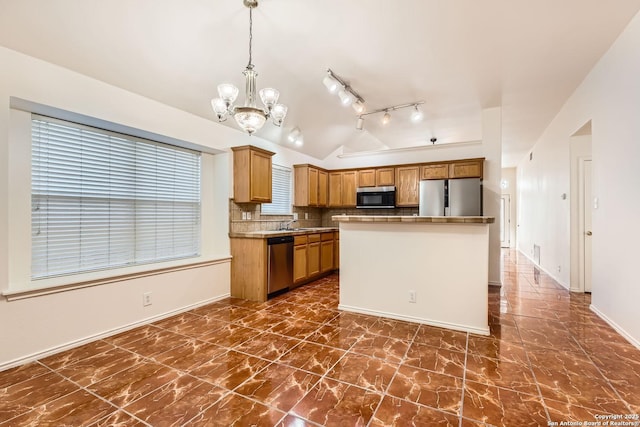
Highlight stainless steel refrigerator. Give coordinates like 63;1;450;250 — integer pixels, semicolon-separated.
419;178;482;216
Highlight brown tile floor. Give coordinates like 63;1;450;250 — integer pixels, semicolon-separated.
1;249;639;426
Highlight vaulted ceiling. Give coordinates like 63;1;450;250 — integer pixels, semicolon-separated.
1;0;639;166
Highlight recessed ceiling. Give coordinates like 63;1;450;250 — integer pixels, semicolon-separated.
1;0;639;166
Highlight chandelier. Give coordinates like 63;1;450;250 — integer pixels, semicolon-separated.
211;0;287;135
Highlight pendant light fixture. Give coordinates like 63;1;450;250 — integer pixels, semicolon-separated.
211;0;287;135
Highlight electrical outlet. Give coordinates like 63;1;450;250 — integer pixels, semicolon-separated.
293;212;298;220
241;211;247;220
247;212;252;220
305;212;309;220
557;265;561;272
143;292;152;306
408;290;417;303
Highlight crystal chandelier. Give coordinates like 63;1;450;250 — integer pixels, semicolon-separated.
211;0;287;135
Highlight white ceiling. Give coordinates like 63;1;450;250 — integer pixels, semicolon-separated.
1;0;639;166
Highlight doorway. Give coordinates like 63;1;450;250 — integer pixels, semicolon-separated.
579;158;592;292
500;195;511;248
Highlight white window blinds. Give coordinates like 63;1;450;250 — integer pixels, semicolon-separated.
261;164;292;215
31;116;201;279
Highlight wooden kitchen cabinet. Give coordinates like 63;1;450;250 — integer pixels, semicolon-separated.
293;235;308;286
328;171;357;207
334;231;340;269
294;164;328;207
421;164;449;180
231;145;274;203
320;233;334;273
376;167;395;186
395;166;420;206
307;235;321;277
449;159;483;179
357;169;376;187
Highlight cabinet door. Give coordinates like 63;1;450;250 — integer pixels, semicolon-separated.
449;160;483;179
376;167;395;186
358;169;376;187
421;164;449;180
307;242;321;277
250;150;272;202
318;170;328;207
396;166;420;206
293;244;308;284
342;171;357;207
328;172;342;207
308;168;319;206
321;240;334;273
334;232;340;269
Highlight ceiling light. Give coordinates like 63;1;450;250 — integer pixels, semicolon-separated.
356;116;364;130
358;101;425;128
352;100;366;114
322;74;340;94
410;105;424;123
323;69;365;112
338;89;354;106
288;126;302;144
382;111;391;125
210;0;287;135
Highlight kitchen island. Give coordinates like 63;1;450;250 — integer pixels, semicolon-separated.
332;215;495;335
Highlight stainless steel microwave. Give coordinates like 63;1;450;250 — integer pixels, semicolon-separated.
356;186;396;209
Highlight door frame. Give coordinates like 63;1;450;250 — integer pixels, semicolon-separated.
500;194;511;248
577;156;592;293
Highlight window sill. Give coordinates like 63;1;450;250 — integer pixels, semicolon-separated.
2;256;232;301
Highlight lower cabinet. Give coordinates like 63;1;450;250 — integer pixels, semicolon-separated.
307;240;321;277
321;234;334;273
293;235;308;285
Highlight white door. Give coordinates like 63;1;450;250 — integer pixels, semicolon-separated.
500;195;510;248
583;159;593;292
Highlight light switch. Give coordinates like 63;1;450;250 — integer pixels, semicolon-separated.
593;197;599;209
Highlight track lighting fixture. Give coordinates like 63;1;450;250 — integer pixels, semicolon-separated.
287;126;303;146
354;101;425;130
382;111;391;125
323;69;365;109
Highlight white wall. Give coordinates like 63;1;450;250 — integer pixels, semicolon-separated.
0;46;318;369
516;11;640;347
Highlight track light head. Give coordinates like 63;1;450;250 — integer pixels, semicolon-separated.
322;74;340;94
382;111;391;125
356;116;364;130
411;105;424;123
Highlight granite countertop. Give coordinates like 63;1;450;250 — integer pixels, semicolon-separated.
331;215;495;224
229;227;339;239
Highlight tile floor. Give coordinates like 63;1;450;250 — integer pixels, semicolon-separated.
1;249;639;426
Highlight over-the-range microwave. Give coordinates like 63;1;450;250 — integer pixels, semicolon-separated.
356;186;396;209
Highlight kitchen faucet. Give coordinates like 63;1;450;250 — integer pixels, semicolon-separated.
280;219;297;230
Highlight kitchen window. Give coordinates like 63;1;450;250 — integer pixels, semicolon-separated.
260;164;292;215
31;115;201;280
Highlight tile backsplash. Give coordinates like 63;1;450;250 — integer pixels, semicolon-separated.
229;200;418;232
229;200;322;233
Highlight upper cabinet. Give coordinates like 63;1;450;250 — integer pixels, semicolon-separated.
294;164;328;207
357;167;395;187
328;171;357;208
449;159;483;179
421;164;449;180
396;166;420;206
232;145;274;203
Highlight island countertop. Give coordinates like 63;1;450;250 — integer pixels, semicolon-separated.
331;215;495;224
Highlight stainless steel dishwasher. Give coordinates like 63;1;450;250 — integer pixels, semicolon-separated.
267;236;294;295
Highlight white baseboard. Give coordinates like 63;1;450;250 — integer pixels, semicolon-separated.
338;304;490;336
516;249;570;291
0;293;230;372
590;304;640;350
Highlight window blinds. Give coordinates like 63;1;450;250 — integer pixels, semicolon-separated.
261;164;292;215
31;116;201;279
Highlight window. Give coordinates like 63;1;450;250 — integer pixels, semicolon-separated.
260;164;292;215
31;116;201;279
